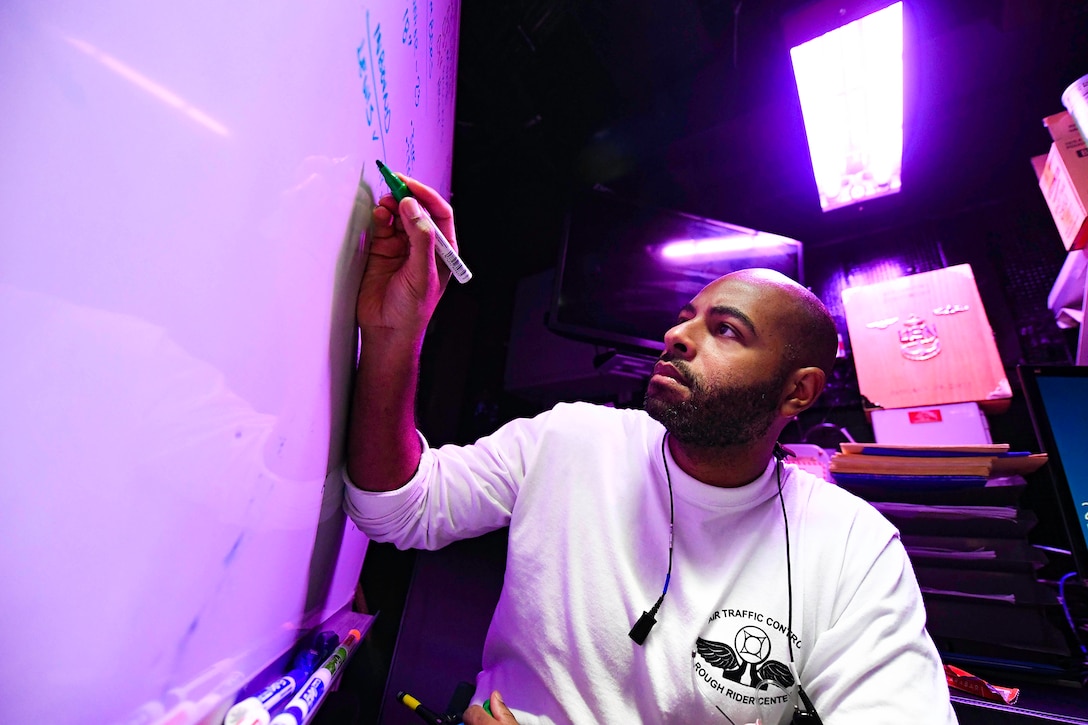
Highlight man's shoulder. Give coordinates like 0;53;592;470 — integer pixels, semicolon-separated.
788;465;898;534
547;400;653;424
534;401;661;444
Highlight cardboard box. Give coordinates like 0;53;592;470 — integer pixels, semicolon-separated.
1046;247;1087;329
841;264;1012;411
1038;111;1088;251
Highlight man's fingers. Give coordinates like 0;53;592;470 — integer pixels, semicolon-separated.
486;690;518;723
461;690;517;724
371;205;394;234
377;193;400;214
461;704;491;725
399;196;425;224
399;175;450;216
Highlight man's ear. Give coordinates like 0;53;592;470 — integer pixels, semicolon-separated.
780;367;826;417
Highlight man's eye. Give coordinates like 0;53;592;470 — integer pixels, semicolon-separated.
717;323;738;337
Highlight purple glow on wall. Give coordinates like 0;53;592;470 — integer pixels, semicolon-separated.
845;258;910;288
790;1;904;212
659;234;786;260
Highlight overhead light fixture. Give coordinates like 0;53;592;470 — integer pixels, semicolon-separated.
660;234;791;260
788;1;904;212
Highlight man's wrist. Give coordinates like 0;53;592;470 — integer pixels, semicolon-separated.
358;324;427;355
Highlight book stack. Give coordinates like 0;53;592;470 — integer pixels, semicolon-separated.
829;443;1087;683
829;442;1047;486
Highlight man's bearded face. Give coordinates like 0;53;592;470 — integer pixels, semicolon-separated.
644;356;788;447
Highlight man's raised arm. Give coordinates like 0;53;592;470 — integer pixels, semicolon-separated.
345;176;458;491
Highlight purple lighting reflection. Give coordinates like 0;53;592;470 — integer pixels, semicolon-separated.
790;1;904;212
660;235;786;260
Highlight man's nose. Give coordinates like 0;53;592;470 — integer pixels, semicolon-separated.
663;320;695;359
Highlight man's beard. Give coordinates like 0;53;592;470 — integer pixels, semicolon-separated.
644;359;787;447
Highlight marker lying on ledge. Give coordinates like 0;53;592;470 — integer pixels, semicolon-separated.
396;690;458;725
375;160;472;284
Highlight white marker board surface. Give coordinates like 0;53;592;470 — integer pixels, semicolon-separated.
0;1;460;723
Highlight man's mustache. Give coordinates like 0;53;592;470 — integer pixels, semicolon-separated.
658;352;695;387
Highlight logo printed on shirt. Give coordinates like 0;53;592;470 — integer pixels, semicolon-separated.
695;627;793;689
692;609;800;722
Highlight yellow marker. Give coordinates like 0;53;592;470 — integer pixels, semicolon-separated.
395;691;446;724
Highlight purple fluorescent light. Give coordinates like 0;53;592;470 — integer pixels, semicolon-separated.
790;2;903;212
660;235;785;260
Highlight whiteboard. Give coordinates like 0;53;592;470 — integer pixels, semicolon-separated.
0;1;460;723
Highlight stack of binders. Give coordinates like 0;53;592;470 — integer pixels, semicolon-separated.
829;443;1086;682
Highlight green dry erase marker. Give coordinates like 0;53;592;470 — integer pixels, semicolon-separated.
375;160;471;283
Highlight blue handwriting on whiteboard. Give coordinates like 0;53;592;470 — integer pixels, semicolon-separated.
357;10;392;156
405;121;416;177
403;3;420;50
356;40;378;141
374;22;392;133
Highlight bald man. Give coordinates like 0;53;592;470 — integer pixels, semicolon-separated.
343;178;957;725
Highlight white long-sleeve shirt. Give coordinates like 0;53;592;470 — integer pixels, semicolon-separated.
344;401;957;724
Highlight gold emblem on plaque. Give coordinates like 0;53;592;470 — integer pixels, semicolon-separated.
933;304;969;316
898;314;940;361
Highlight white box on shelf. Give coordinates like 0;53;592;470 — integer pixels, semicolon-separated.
871;401;992;446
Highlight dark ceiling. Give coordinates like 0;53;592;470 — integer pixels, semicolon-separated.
448;0;1088;287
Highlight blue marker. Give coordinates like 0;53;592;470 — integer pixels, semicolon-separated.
312;631;340;661
223;632;341;725
269;629;362;725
